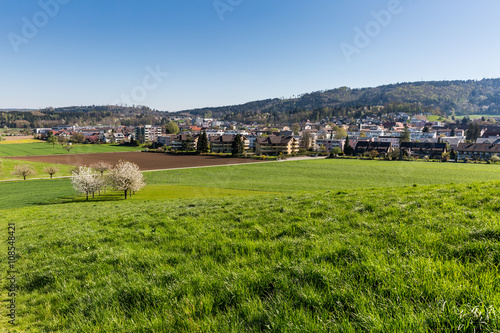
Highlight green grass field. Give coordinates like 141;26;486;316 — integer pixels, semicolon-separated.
0;142;142;157
454;114;498;120
145;159;500;192
0;158;74;181
1;159;500;331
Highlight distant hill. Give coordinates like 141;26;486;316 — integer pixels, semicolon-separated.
0;105;169;128
2;79;500;128
179;79;500;123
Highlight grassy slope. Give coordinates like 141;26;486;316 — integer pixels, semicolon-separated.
0;179;76;209
0;142;142;157
0;158;74;181
1;182;499;332
145;159;500;192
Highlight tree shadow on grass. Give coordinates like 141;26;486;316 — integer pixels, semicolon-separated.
35;192;126;206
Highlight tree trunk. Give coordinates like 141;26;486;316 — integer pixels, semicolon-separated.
86;193;89;201
92;192;95;199
23;175;26;180
124;190;128;199
50;174;53;179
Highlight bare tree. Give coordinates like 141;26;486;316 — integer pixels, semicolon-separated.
71;166;101;200
108;160;146;199
43;166;60;179
11;164;37;180
63;145;73;154
90;161;112;176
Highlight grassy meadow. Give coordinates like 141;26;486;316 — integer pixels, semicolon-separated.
0;158;74;181
1;159;500;331
145;159;500;192
0;142;142;157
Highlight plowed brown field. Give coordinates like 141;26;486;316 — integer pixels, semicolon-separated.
4;152;266;171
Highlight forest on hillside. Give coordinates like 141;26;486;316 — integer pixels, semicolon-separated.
2;79;500;128
183;79;500;123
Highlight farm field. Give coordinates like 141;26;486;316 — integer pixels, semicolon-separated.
145;158;500;192
6;151;267;171
0;142;143;157
1;181;500;331
0;136;41;144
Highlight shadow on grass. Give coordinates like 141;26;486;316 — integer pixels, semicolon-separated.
35;192;126;206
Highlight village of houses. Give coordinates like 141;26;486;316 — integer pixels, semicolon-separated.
33;113;500;161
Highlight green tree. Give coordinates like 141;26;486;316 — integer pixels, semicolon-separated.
197;131;209;154
400;126;411;143
72;133;85;144
450;128;456;137
466;123;481;142
422;126;430;133
47;135;58;148
291;124;300;134
231;134;244;156
449;148;457;161
334;127;347;139
343;136;355;156
166;122;180;134
330;147;342;157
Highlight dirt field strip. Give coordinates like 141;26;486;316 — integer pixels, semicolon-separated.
3;152;268;171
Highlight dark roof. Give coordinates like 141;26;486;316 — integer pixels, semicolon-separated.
173;134;199;141
355;141;392;154
457;143;500;153
400;142;447;149
256;135;295;145
210;135;236;143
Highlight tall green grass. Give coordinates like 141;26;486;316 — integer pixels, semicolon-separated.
1;182;499;331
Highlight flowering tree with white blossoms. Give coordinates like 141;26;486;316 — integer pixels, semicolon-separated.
107;161;145;199
71;166;102;200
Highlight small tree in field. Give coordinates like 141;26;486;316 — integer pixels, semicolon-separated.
90;161;112;176
43;166;59;179
71;166;101;200
108;161;145;199
491;154;500;164
63;145;73;154
11;164;37;180
47;135;58;148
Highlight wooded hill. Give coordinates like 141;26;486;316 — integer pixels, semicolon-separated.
0;105;168;128
180;78;500;123
2;79;500;128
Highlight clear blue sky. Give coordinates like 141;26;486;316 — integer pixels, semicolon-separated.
1;0;499;111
